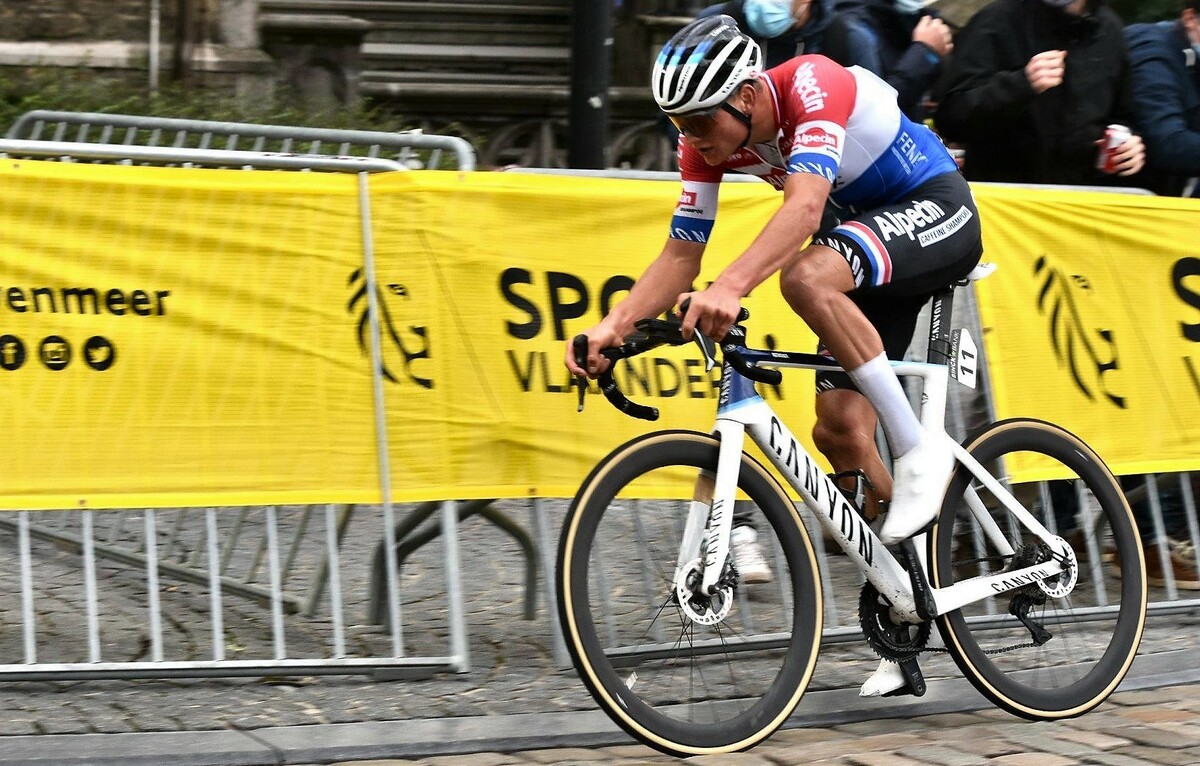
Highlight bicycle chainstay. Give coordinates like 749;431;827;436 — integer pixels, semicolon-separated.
930;542;1057;656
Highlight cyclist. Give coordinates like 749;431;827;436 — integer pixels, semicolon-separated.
565;15;983;691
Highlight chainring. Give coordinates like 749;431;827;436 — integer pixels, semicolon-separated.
858;582;931;662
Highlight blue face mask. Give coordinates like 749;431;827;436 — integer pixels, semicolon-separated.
894;0;932;12
743;0;795;38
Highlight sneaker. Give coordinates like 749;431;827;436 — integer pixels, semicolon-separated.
860;659;906;697
731;525;773;584
879;433;956;545
1115;536;1200;590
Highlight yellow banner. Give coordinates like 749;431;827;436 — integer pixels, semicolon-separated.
3;163;1196;509
0;160;378;509
0;164;819;508
366;171;819;500
972;185;1200;479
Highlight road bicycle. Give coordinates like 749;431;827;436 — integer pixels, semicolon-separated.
556;274;1147;757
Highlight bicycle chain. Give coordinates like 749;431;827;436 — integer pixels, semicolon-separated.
925;545;1054;656
865;542;1052;658
858;582;930;661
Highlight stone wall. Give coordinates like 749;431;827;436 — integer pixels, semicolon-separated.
0;0;182;42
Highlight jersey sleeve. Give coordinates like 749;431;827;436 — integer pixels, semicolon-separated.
670;141;723;243
783;56;857;184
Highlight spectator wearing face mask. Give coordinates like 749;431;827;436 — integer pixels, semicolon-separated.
697;0;836;66
933;0;1146;186
1125;0;1200;198
820;0;955;121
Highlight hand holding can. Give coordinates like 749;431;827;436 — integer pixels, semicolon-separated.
1096;124;1132;174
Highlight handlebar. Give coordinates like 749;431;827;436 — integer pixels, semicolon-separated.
572;306;783;421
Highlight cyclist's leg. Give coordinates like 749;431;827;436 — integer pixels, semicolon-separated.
811;294;930;697
812;291;931;521
791;171;983;543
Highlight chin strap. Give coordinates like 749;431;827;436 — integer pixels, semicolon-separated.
719;101;754;148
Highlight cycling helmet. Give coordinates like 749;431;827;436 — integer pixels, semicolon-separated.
652;15;763;115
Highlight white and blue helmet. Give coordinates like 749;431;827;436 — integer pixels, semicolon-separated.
651;15;763;115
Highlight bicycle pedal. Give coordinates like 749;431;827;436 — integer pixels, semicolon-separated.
883;657;926;698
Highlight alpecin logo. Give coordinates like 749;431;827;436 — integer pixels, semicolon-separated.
348;269;433;388
1034;256;1125;408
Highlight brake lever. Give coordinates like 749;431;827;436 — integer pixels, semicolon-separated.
694;332;716;372
571;335;589;412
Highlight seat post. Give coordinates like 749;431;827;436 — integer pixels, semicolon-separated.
926;285;958;365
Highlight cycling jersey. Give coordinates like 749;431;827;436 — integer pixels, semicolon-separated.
669;54;958;244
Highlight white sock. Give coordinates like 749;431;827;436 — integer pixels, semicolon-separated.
847;353;921;456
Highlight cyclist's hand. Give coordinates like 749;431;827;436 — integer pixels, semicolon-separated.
677;284;742;342
565;322;624;378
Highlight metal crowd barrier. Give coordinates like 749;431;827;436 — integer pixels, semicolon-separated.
0;113;481;680
4;110;477;171
1;137;1195;684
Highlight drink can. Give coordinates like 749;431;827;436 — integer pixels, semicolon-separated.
1096;124;1132;173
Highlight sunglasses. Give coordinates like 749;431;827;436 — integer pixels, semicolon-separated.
668;102;744;139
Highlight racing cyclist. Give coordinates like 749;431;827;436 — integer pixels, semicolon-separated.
565;15;983;695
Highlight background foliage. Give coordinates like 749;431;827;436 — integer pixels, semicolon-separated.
0;68;417;138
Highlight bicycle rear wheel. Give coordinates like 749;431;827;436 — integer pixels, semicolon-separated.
557;430;822;756
930;418;1146;719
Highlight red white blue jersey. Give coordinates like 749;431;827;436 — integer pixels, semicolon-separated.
670;55;957;244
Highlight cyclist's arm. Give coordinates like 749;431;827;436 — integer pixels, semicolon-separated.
711;172;829;298
565;237;705;377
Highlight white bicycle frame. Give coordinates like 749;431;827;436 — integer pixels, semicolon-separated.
680;352;1070;625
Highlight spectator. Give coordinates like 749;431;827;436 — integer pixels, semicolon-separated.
698;0;837;66
1124;0;1200;197
821;0;955;120
933;0;1147;186
1117;474;1200;589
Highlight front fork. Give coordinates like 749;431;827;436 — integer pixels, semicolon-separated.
676;420;747;597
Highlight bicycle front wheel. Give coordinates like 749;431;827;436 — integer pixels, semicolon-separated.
557;430;822;756
930;418;1146;719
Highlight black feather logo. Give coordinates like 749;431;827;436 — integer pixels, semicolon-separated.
1034;256;1124;408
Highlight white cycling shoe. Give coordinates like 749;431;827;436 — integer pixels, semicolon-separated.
879;433;956;545
860;659;907;697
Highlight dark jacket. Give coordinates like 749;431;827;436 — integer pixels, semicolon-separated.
1124;20;1200;197
933;0;1133;186
698;0;836;68
822;0;945;121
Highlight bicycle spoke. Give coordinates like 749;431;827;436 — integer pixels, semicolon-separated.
933;420;1145;719
559;433;822;751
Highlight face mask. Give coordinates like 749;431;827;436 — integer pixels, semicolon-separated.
743;0;795;38
894;0;934;13
1040;0;1076;7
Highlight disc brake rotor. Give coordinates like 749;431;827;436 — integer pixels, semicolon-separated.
674;558;735;626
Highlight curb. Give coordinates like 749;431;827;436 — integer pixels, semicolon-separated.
2;649;1196;766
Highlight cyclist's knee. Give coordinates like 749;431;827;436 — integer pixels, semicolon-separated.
781;247;853;310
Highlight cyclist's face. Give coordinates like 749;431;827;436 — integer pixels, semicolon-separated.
670;100;747;165
669;107;722;141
